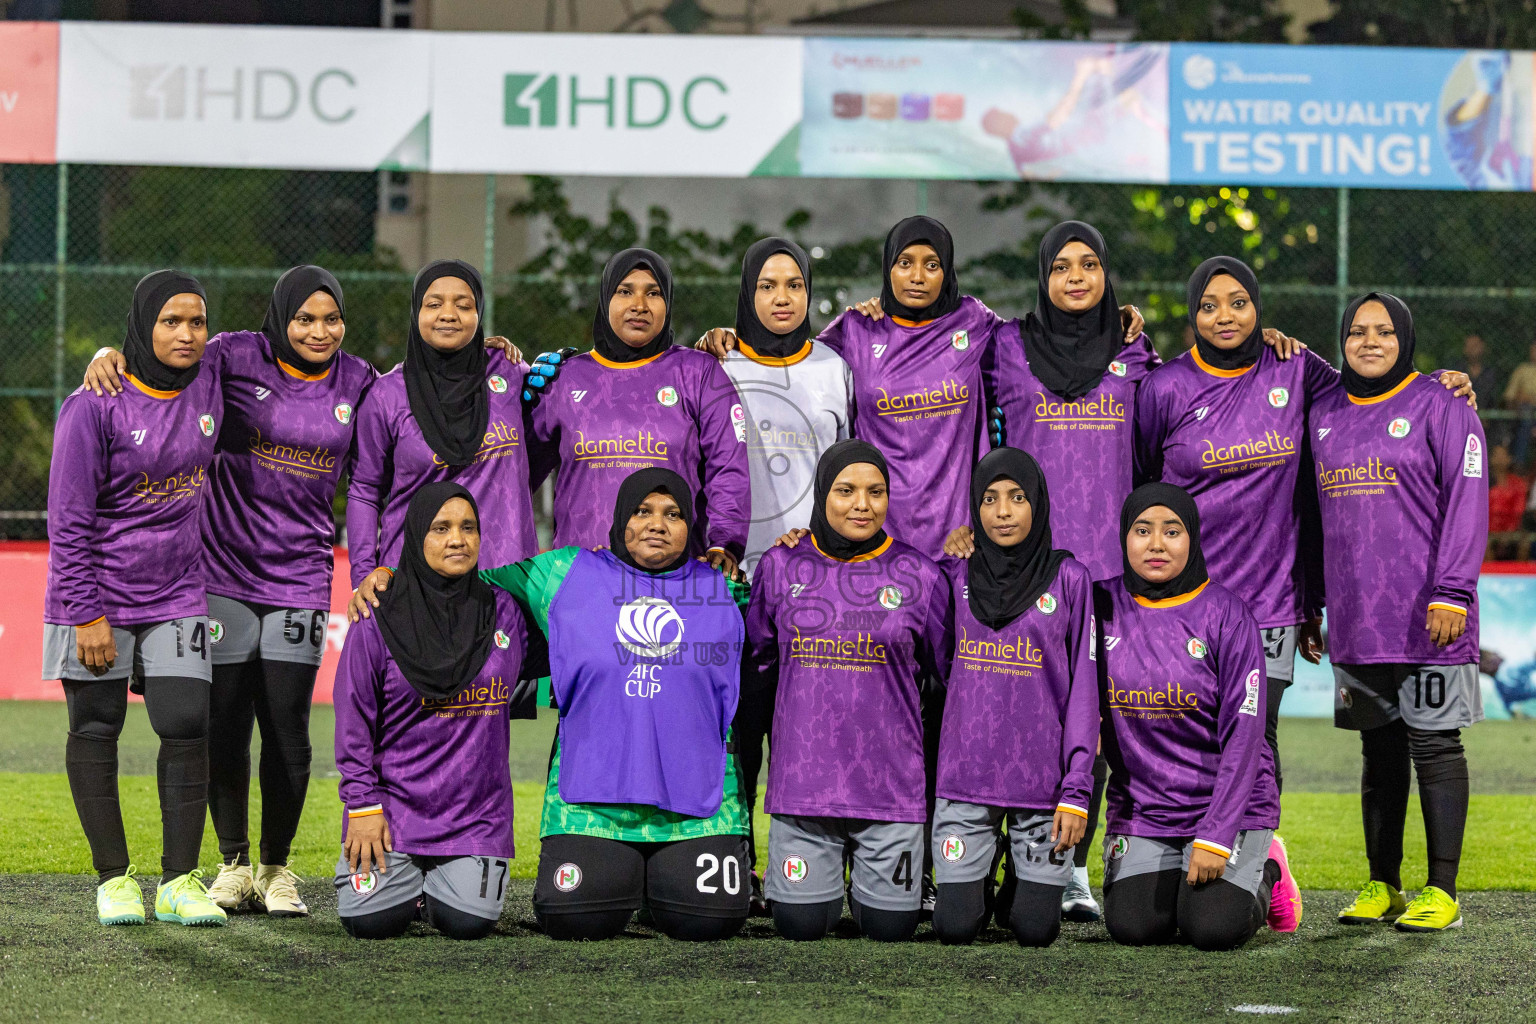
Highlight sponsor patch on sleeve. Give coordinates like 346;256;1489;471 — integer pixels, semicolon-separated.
1239;669;1261;717
1463;434;1483;478
731;403;747;443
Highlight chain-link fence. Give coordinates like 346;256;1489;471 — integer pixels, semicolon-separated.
3;165;1533;539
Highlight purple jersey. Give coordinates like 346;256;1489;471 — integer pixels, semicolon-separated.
745;538;953;822
1095;579;1278;856
526;347;750;558
819;297;1002;559
936;557;1098;813
987;328;1160;580
545;550;743;818
46;373;223;627
200;332;377;609
1309;373;1487;665
333;588;527;858
346;350;537;586
1134;346;1336;628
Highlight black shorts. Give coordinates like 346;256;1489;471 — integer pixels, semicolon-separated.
533;833;751;921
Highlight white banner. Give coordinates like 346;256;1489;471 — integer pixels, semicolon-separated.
56;22;432;170
428;32;803;176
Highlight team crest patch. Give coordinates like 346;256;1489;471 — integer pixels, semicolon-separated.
940;836;966;862
951;330;970;351
783;856;808;883
1339;687;1354;709
554;863;582;892
1240;669;1261;717
657;386;679;407
877;586;903;610
334;403;353;424
1110;836;1129;861
1268;387;1290;408
207;619;225;645
1186;637;1208;660
487;375;508;394
350;872;376;895
494;629;510;649
1108;360;1127;377
198;414;215;437
1387;417;1412;439
1036;592;1057;615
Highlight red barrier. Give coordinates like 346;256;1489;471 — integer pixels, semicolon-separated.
2;543;356;702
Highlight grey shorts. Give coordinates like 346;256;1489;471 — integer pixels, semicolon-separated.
43;617;212;684
1333;662;1483;732
931;799;1073;888
334;849;509;924
1102;830;1274;898
1261;625;1298;684
207;594;327;667
766;815;925;912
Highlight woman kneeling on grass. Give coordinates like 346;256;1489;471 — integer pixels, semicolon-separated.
1094;484;1301;951
353;468;753;941
334;483;529;939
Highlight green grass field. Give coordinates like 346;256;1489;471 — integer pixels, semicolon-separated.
2;701;1534;1023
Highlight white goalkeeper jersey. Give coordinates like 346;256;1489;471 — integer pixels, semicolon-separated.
722;339;853;579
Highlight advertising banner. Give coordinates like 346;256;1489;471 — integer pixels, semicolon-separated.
2;544;355;704
799;37;1169;182
1169;43;1535;190
0;22;59;164
1286;571;1536;720
428;32;802;177
55;22;432;170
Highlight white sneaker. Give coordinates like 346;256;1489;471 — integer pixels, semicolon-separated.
1061;865;1101;922
253;863;309;918
206;859;254;911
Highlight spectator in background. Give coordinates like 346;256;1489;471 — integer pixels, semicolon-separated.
1487;444;1529;560
1456;335;1503;406
1503;340;1536;466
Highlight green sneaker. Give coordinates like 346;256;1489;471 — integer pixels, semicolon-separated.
1395;886;1463;932
97;867;145;926
1338;880;1407;924
155;870;228;927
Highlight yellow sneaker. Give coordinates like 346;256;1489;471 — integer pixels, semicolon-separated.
97;867;146;926
206;859;254;911
155;870;228;927
1338;880;1407;925
1395;886;1463;932
253;863;309;918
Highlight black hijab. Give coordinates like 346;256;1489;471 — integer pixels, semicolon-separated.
1119;483;1209;603
123;270;207;392
376;482;498;702
965;448;1071;630
1018;220;1123;401
609;467;695;575
735;237;814;360
403;259;488;467
879;216;963;322
261;264;345;375
592;247;674;364
1341;291;1417;400
1187;256;1264;372
810;439;890;561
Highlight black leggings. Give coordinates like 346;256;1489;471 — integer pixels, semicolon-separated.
1360;721;1469;896
207;658;318;866
64;676;209;884
934;878;1064;947
340;895;496;941
1103;865;1277;952
772;896;919;943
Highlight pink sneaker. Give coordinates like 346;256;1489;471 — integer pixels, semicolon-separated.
1266;834;1302;932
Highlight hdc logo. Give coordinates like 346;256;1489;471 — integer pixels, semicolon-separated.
504;73;728;131
129;65;356;123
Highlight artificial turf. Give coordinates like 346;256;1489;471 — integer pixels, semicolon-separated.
1;702;1533;1023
